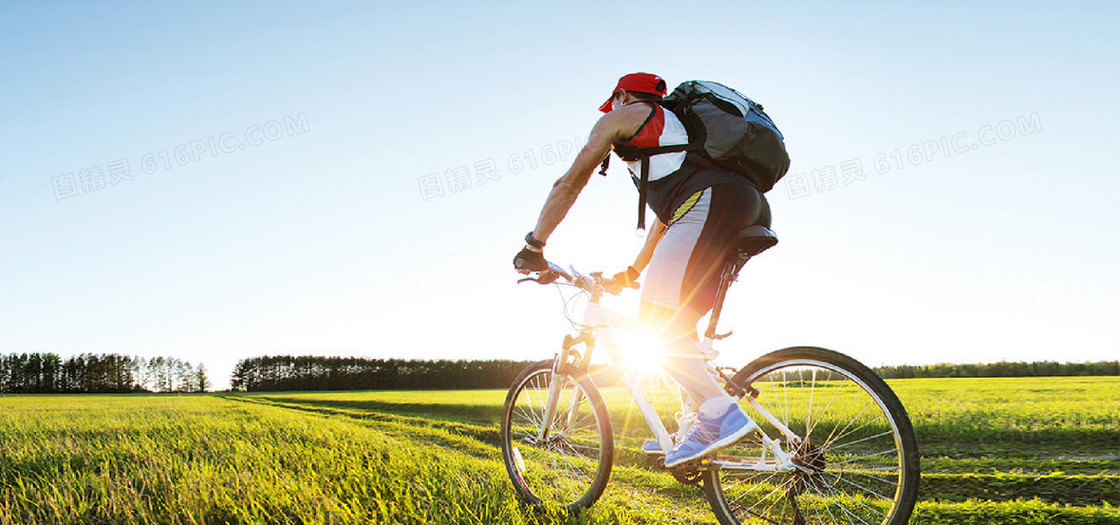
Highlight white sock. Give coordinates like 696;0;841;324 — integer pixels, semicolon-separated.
699;395;736;418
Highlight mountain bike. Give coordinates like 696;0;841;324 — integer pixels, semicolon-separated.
500;226;920;524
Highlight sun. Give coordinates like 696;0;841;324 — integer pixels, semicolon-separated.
613;328;666;377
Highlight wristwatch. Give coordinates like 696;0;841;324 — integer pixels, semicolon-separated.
524;232;546;249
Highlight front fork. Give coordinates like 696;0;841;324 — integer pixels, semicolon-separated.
536;330;594;443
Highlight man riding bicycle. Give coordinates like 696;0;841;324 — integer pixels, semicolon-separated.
513;72;772;467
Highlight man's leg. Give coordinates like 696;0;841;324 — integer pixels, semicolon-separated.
638;184;767;466
656;314;757;467
639;301;726;403
639;300;752;461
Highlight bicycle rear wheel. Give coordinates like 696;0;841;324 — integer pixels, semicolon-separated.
704;347;920;525
500;359;613;513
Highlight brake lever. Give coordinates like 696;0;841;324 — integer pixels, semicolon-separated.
516;269;559;285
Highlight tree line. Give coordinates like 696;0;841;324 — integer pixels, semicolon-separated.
0;353;209;393
873;360;1118;379
5;352;1114;394
233;355;1119;392
231;355;538;391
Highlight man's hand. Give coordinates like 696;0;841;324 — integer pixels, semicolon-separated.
611;266;641;289
513;247;548;274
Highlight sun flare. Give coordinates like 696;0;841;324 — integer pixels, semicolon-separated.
614;328;665;377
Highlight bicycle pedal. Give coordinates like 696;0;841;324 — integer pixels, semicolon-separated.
666;455;714;471
666;456;713;485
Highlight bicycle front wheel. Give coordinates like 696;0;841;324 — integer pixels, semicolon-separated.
500;359;613;513
704;347;920;525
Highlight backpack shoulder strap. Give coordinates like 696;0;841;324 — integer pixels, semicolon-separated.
630;143;690;230
608;102;693;230
618;103;659;145
599;103;659;176
640;144;690;155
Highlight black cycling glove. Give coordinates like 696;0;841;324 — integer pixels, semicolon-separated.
612;266;641;289
513;247;547;272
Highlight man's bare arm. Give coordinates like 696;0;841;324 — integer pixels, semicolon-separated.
630;218;667;273
529;116;621;244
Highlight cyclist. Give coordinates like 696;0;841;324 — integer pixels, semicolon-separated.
513;72;772;467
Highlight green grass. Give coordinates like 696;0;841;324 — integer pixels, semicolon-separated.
1;376;1118;524
891;377;1120;448
0;394;711;524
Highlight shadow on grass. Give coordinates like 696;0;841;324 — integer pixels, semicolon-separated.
250;395;503;424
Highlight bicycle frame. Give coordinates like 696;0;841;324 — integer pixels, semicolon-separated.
509;255;920;524
540;271;803;474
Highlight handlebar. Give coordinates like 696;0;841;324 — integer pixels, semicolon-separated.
517;261;625;297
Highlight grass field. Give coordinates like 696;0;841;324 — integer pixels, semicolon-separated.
1;376;1117;524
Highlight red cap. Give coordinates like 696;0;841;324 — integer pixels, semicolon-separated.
598;72;668;113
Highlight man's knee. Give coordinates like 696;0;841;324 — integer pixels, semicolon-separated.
640;301;694;333
639;301;704;358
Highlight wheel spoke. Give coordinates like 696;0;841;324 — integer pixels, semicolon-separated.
823;429;894;454
805;368;816;441
707;350;918;525
806;377;849;439
820;399;879;451
501;365;611;512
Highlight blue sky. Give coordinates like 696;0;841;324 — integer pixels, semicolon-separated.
2;1;1117;389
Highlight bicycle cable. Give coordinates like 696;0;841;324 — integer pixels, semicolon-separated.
555;282;592;330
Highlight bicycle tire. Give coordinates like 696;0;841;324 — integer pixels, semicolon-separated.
500;359;614;513
704;347;920;525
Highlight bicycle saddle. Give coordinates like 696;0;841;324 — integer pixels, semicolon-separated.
733;226;778;258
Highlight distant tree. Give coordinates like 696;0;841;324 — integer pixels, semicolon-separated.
173;358;193;392
193;364;210;393
229;355;542;392
874;360;1120;379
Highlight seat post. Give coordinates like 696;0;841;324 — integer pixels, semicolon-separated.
703;225;777;341
703;255;749;340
